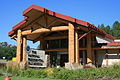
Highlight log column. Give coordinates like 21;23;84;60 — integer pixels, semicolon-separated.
16;29;22;63
75;31;79;63
87;33;93;64
22;36;27;64
68;23;75;63
105;50;108;66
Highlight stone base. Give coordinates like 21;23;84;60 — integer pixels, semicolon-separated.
83;64;96;68
65;62;82;70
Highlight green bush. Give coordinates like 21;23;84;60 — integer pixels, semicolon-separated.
0;63;7;73
19;69;47;78
44;68;54;78
51;68;120;80
4;66;120;80
52;68;74;80
112;64;120;69
7;66;12;74
32;69;47;78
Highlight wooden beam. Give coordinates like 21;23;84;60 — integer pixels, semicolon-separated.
45;48;87;52
33;35;68;43
77;26;89;32
75;31;79;63
87;33;93;64
68;23;75;63
22;26;68;35
45;48;67;52
44;35;68;40
93;47;120;50
78;30;92;40
79;48;87;50
16;29;22;63
10;34;16;39
105;50;108;66
22;36;27;64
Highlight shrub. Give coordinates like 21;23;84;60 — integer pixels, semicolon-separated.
0;63;7;73
19;69;47;78
32;69;47;78
44;68;54;78
7;66;12;74
53;68;74;80
112;63;120;69
51;68;120;80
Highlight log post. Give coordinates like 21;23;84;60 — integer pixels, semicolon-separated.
22;36;27;64
16;29;22;63
75;31;79;63
68;23;75;63
105;50;108;66
87;33;93;64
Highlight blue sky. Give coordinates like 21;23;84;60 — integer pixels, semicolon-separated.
0;0;120;48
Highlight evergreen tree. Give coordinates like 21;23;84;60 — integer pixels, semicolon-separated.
98;24;105;30
104;25;111;34
112;21;120;39
98;21;120;39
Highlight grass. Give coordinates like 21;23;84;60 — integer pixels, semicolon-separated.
0;76;60;80
0;59;6;62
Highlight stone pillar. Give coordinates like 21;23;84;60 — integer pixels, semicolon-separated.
68;23;75;63
22;36;27;63
75;31;79;63
87;33;93;64
16;29;22;63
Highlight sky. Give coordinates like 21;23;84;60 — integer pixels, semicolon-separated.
0;0;120;48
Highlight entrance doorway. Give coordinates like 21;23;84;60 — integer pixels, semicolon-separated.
60;54;68;67
80;50;87;65
49;51;68;67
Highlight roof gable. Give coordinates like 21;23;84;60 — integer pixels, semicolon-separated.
8;5;115;40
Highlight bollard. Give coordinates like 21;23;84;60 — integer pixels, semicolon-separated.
4;76;11;80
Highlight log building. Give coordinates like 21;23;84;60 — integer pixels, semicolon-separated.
8;5;120;68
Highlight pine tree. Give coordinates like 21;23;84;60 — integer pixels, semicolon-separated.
112;21;120;39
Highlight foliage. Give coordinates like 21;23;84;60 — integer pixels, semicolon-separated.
44;68;54;78
2;66;120;80
0;63;7;73
98;21;120;39
19;69;47;78
0;42;16;60
0;76;58;80
52;68;74;80
51;68;120;80
112;63;120;69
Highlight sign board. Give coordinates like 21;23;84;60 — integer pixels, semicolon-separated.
27;49;48;68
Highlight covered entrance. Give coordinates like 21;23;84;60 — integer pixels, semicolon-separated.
8;5;115;69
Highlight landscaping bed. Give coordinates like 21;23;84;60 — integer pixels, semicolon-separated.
0;64;120;80
0;76;60;80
